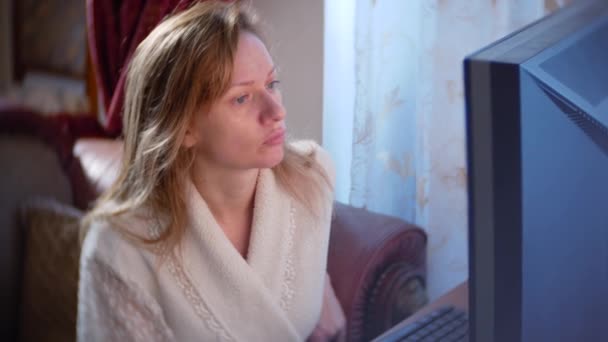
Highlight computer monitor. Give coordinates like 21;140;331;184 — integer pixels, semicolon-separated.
464;1;608;341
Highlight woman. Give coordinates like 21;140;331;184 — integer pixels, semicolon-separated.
77;1;346;341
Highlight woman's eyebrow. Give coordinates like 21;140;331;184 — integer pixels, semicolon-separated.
230;66;277;87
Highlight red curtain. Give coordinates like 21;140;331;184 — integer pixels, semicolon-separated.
87;0;199;136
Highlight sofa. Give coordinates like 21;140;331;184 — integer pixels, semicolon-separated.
0;117;428;341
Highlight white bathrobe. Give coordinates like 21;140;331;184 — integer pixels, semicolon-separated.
77;141;335;342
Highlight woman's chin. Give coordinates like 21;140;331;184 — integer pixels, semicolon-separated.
260;146;285;168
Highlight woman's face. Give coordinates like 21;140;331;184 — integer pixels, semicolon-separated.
188;31;286;170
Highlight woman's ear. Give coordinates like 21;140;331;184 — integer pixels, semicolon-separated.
182;127;199;148
182;115;201;148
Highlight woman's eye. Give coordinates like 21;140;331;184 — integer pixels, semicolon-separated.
235;94;249;105
267;80;281;90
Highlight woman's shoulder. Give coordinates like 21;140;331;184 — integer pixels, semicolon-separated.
288;139;336;186
288;139;328;161
80;211;159;287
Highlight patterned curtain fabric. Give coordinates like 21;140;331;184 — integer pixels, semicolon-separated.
333;0;571;299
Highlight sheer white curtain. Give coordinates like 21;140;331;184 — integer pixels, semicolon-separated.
324;0;571;299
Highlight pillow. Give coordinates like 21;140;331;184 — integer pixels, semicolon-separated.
18;198;83;342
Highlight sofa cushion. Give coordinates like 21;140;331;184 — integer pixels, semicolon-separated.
0;135;74;339
18;197;83;342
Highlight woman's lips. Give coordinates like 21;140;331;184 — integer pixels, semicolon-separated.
264;129;286;146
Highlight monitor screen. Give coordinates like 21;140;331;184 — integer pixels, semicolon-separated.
465;1;608;341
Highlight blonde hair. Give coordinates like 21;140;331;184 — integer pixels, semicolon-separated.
82;1;331;256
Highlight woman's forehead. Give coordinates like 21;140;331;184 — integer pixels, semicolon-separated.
231;32;275;83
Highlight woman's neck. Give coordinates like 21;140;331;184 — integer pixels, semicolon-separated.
190;160;259;224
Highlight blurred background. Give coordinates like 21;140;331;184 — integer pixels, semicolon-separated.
0;0;91;114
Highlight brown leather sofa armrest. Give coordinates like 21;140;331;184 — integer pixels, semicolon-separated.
327;202;427;342
365;262;428;341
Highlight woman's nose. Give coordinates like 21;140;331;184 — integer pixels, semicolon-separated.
261;93;286;122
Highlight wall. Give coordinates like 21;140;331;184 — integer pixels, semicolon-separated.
322;0;355;203
253;0;324;143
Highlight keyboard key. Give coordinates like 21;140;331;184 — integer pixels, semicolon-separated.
389;306;469;342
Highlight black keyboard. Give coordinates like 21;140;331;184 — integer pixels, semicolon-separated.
378;306;469;342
